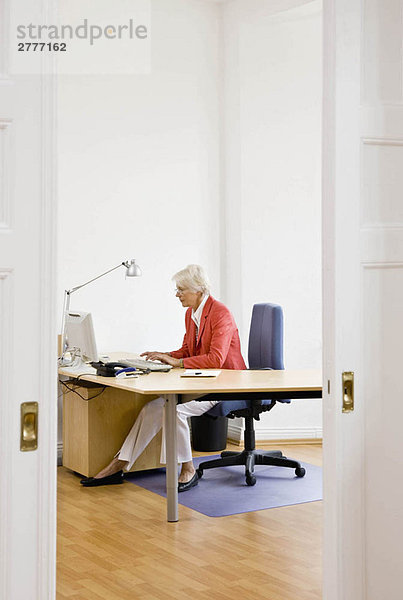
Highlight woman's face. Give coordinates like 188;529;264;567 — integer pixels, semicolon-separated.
175;287;203;310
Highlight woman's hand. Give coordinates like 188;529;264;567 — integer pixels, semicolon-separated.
141;351;168;361
159;355;182;368
140;351;182;368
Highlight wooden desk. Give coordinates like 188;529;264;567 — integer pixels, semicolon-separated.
60;362;322;522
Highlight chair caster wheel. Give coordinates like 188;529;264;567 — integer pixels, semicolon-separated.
196;468;203;479
295;467;306;478
246;475;256;486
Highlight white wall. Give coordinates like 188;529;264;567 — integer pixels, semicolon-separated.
221;0;323;440
57;0;222;353
57;0;222;445
58;0;323;445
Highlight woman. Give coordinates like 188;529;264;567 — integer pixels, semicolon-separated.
81;264;246;491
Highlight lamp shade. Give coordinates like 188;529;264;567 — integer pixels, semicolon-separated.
124;259;142;277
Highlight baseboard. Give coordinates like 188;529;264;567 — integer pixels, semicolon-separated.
227;423;323;445
58;428;322;465
257;438;323;447
57;442;63;466
227;422;243;444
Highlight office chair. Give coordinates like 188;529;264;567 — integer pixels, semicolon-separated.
196;303;306;486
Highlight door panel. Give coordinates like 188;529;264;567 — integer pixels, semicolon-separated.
363;266;403;597
360;3;403;594
323;0;403;598
361;141;403;226
0;1;57;598
362;0;403;105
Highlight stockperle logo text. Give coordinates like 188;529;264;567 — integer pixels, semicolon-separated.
17;19;148;46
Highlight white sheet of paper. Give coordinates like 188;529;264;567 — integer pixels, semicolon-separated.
180;369;221;377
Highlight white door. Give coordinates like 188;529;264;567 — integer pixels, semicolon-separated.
323;0;403;598
0;1;57;599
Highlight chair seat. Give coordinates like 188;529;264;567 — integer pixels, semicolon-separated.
206;399;274;418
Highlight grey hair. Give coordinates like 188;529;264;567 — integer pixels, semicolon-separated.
172;264;211;295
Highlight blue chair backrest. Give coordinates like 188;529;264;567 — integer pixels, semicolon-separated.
248;303;284;370
204;303;286;417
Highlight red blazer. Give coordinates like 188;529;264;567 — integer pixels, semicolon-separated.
170;296;246;370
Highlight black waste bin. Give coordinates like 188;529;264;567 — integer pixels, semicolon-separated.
190;414;228;452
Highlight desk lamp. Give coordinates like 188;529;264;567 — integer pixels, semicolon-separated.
60;259;141;364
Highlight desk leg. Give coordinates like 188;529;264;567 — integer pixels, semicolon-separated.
164;394;178;522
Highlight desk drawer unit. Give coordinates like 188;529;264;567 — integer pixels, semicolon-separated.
62;382;163;477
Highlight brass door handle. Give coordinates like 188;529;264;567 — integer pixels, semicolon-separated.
342;372;354;413
20;402;38;451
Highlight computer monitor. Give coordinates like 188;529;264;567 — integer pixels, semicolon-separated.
65;310;98;362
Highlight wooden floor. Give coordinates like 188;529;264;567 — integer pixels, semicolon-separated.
57;443;322;600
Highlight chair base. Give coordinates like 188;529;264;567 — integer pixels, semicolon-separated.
197;449;306;486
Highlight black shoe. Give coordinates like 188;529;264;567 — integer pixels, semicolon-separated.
80;470;124;487
178;472;199;493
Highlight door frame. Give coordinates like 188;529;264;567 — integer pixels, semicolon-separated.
0;0;58;596
35;67;58;599
3;0;356;597
322;0;339;595
322;0;365;598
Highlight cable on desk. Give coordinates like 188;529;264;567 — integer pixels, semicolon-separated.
59;378;106;401
74;372;99;381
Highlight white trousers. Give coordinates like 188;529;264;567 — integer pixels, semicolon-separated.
117;397;219;470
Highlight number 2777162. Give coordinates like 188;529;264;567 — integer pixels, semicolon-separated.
18;42;67;51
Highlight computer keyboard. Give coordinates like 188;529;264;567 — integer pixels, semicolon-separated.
117;358;172;372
